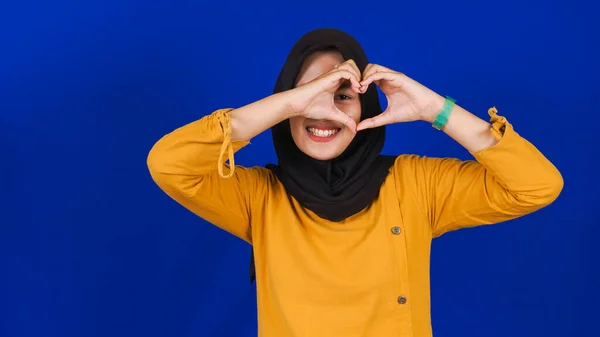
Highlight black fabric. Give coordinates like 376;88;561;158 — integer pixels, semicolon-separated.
250;28;396;283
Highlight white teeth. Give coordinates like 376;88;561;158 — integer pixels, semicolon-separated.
307;128;339;137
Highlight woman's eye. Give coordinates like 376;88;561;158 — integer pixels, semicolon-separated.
336;94;351;100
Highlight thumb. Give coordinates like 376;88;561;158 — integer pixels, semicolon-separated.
356;111;394;131
327;108;357;134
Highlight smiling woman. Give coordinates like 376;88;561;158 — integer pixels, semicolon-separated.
147;28;563;337
289;50;362;160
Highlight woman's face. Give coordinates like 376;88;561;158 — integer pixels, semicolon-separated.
289;50;362;161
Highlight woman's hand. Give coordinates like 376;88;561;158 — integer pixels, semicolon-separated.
356;64;444;131
284;59;363;132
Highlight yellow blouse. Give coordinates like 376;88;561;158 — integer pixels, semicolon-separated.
147;108;563;337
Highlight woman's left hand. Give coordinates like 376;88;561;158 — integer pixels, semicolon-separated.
356;64;445;131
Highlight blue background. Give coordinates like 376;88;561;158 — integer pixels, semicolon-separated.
1;1;598;336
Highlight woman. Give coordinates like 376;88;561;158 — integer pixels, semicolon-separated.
147;28;563;337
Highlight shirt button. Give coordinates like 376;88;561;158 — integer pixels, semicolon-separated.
397;296;407;304
391;226;401;235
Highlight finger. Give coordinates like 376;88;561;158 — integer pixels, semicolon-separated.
325;108;357;133
343;59;362;83
343;60;366;93
360;71;405;88
362;63;394;79
339;110;358;133
356;111;394;131
335;61;362;92
360;63;385;92
361;65;399;92
362;63;389;81
362;63;375;79
361;63;379;80
322;69;361;92
336;60;361;79
361;63;375;90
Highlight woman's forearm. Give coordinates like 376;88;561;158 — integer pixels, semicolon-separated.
423;95;499;153
229;92;293;142
230;91;499;153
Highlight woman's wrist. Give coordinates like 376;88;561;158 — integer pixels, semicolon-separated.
418;93;446;124
229;92;297;141
275;91;300;119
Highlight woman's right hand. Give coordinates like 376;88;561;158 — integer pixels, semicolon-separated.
284;59;363;132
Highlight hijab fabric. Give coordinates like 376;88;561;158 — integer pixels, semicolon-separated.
249;28;396;283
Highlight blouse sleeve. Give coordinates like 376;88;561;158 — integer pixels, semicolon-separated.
147;109;269;243
394;107;564;237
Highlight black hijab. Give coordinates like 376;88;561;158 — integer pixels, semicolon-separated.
249;28;396;283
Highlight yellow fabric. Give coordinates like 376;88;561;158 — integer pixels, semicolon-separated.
147;108;563;337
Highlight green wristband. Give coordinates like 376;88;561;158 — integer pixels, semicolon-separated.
432;96;456;130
